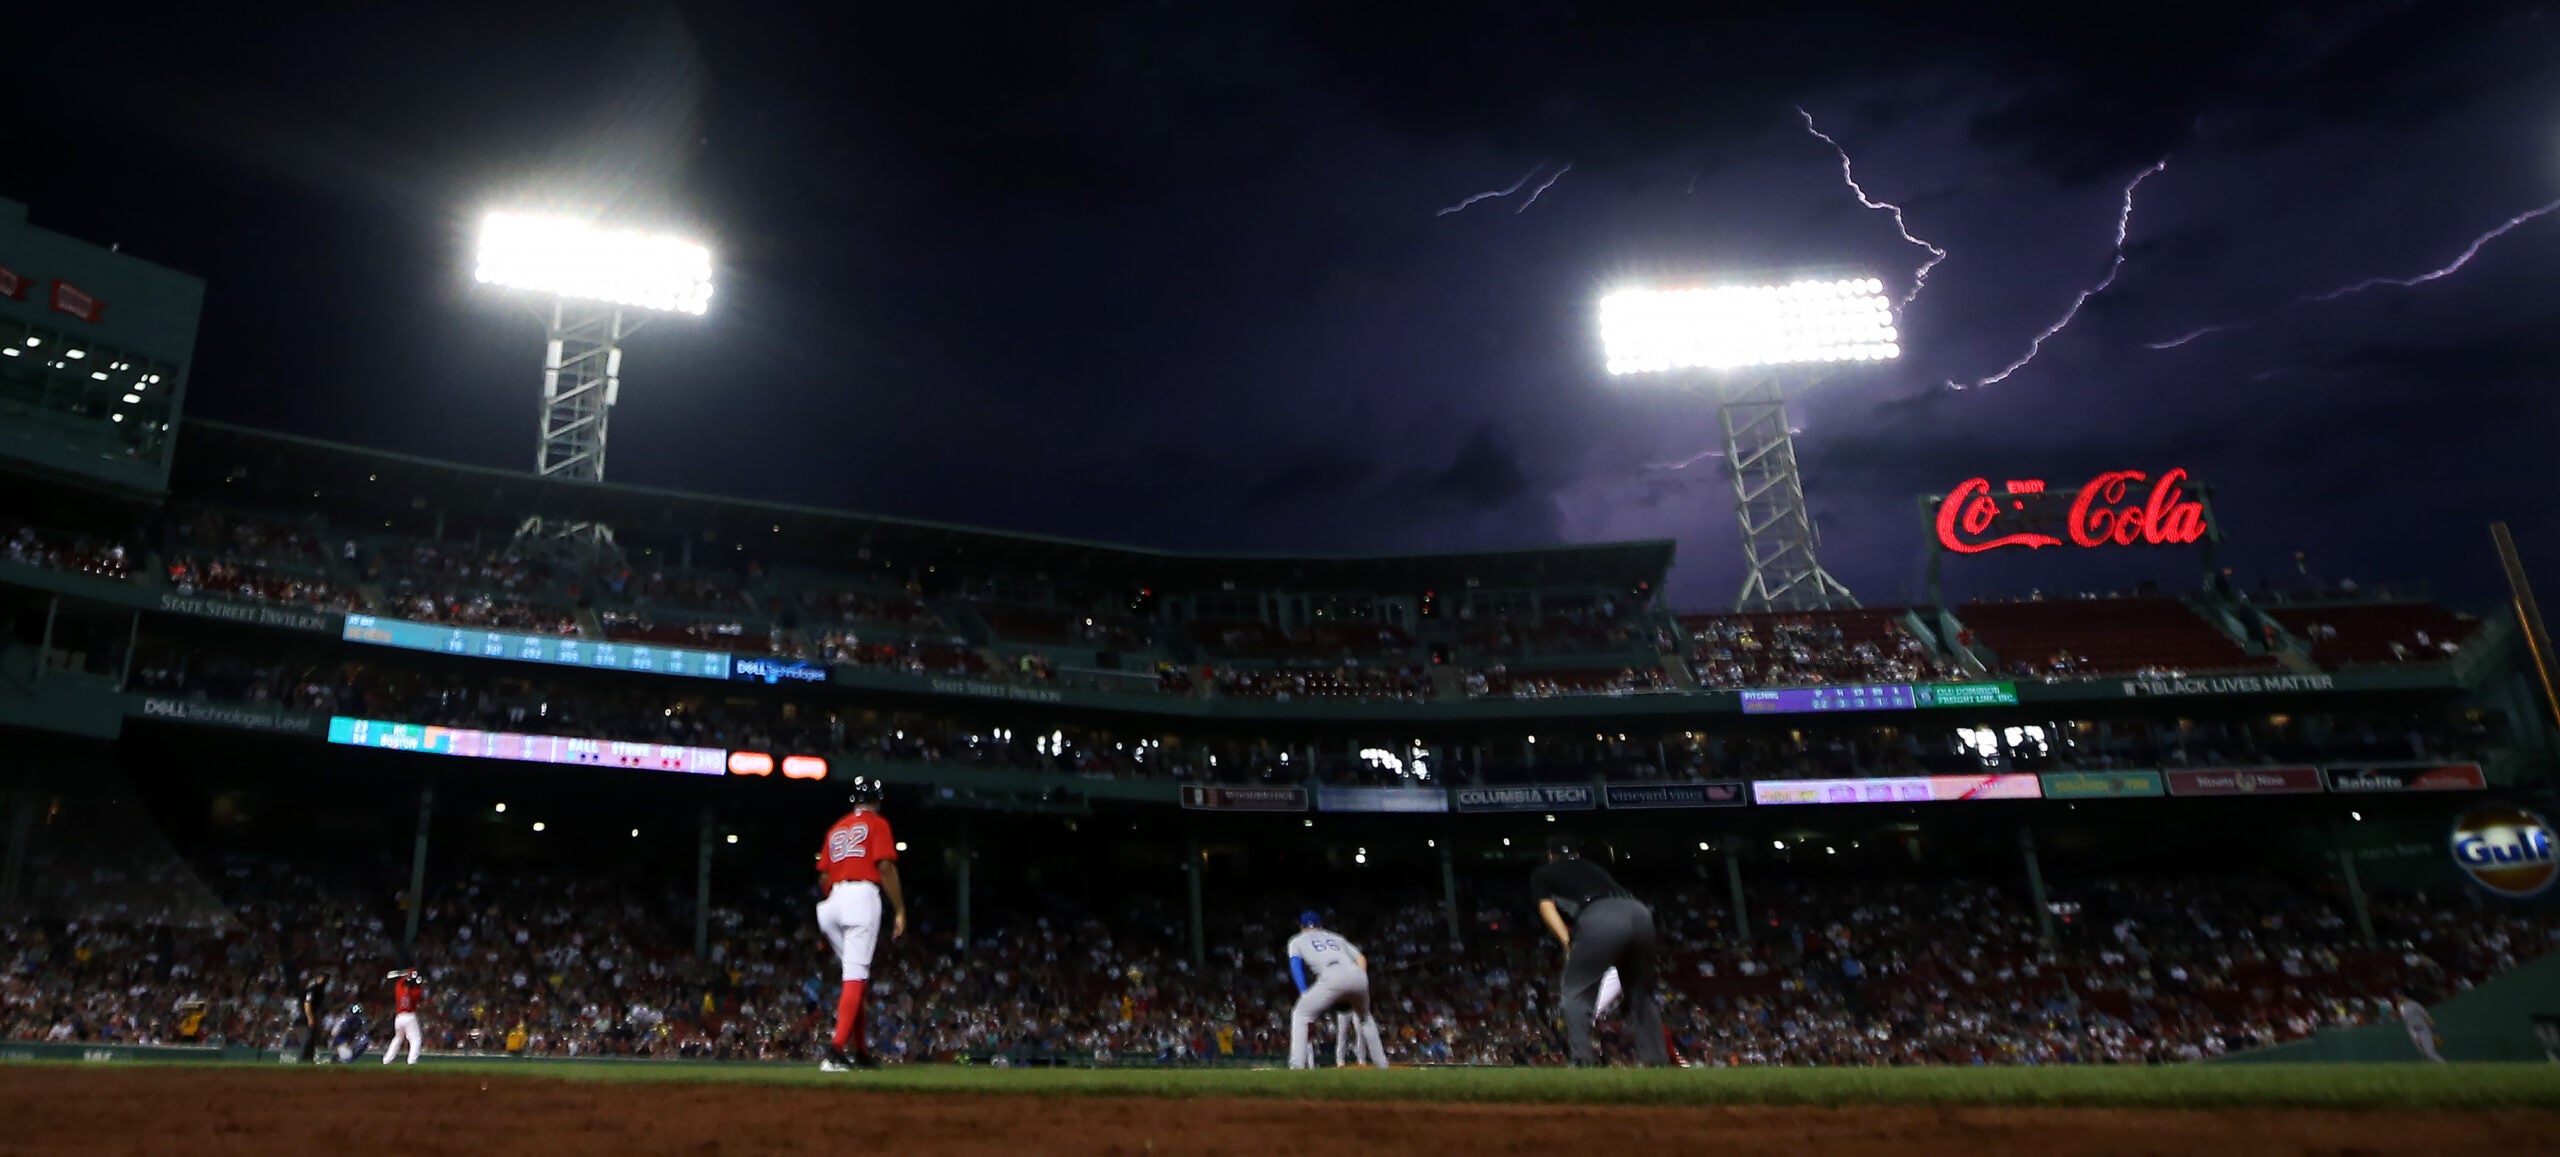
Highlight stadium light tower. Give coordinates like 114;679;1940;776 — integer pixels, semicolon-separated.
1598;277;1899;611
474;211;713;544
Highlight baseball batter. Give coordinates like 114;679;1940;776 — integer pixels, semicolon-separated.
1286;911;1387;1070
381;969;424;1065
815;777;906;1072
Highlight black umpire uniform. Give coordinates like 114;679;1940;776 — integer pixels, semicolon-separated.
298;975;327;1063
1530;837;1667;1066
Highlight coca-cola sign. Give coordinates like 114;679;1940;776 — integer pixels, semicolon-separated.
1935;468;2211;554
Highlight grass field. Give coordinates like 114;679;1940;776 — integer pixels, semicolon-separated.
35;1058;2559;1111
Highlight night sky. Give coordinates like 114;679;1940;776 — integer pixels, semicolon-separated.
9;1;2559;609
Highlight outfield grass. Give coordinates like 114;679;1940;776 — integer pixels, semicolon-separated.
72;1058;2560;1111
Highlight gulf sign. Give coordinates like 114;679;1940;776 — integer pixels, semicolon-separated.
2451;805;2558;900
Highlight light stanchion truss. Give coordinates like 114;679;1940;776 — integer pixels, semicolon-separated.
1596;276;1893;614
474;211;713;550
1718;377;1856;611
517;299;635;546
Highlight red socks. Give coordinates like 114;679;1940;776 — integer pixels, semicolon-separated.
832;980;868;1051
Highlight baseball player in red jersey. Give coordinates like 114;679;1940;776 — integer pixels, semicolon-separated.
382;969;425;1065
814;776;906;1071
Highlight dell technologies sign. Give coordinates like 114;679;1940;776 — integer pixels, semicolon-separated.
732;656;830;685
2450;805;2558;900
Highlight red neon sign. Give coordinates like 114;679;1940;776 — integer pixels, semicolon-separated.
1937;468;2208;554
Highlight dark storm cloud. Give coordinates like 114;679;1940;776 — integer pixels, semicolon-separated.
1240;448;1380;511
1435;424;1535;509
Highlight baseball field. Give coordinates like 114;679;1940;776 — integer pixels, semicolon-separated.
5;1060;2555;1155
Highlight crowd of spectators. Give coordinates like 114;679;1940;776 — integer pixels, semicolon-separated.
1464;665;1673;699
1686;614;1957;691
8;845;2553;1067
5;522;133;581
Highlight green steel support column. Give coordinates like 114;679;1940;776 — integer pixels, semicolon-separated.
1724;842;1748;942
34;596;57;682
2019;825;2056;945
403;786;433;948
117;612;140;687
695;806;715;959
1439;839;1461;948
2337;826;2377;946
1185;835;1206;970
956;815;974;951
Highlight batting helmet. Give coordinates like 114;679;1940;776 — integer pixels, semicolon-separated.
847;776;886;805
1298;909;1322;928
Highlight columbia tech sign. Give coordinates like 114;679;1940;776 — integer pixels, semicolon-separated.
2450;805;2558;900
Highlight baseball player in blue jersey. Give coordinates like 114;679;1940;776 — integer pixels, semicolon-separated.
1287;911;1388;1069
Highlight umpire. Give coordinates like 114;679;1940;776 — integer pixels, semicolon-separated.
297;972;328;1064
1531;835;1667;1066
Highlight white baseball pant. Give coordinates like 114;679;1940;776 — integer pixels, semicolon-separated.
383;1012;423;1065
816;881;883;980
1290;966;1387;1070
1593;967;1622;1024
2409;1024;2445;1062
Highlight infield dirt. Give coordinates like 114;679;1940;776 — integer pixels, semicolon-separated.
4;1066;2551;1156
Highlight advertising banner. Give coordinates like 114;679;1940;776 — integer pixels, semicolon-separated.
1918;682;2021;708
2164;766;2324;797
1452;784;1597;813
132;695;327;737
1753;774;2042;806
2324;764;2487;793
326;716;725;775
158;593;338;634
1316;787;1451;814
731;656;830;685
343;615;731;679
1178;785;1308;812
1602;781;1748;810
2038;770;2166;799
926;678;1066;705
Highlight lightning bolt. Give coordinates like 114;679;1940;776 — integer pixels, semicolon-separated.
2147;195;2560;349
1515;164;1570;212
1797;106;1945;308
1948;159;2167;390
1644;446;1724;471
1437;164;1552;217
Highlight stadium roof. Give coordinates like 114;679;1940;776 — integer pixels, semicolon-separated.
174;421;1674;591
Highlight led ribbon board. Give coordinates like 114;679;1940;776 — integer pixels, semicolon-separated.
343;615;732;680
1753;774;2043;805
1739;681;2019;714
327;716;725;775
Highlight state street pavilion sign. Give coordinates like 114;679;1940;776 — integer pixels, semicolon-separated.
1932;468;2214;555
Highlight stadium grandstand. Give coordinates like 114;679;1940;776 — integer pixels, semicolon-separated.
3;416;2556;1069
